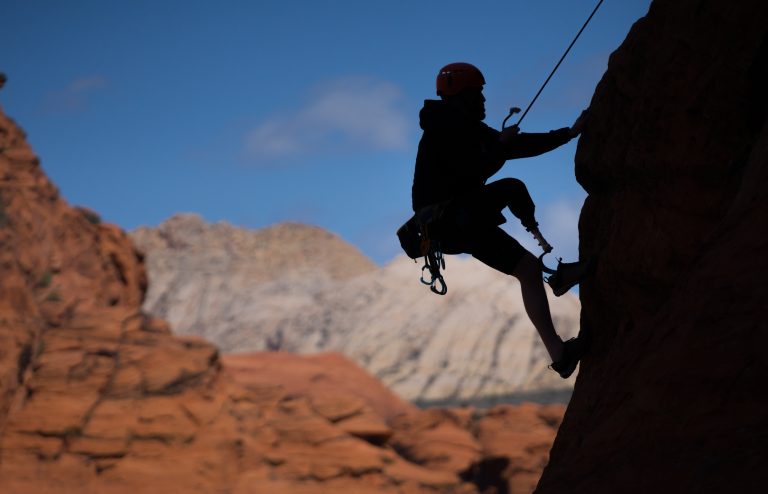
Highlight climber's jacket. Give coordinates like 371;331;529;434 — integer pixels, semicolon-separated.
411;99;573;222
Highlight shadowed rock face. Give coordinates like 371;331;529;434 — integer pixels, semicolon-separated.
538;1;768;492
0;106;564;493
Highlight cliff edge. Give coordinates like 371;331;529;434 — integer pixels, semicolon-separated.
538;1;768;492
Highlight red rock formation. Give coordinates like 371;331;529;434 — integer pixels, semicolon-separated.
225;352;567;494
0;105;564;493
222;351;416;441
537;1;768;492
225;352;476;491
389;404;564;494
471;404;564;494
0;108;148;426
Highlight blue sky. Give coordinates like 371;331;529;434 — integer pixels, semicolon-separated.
1;0;651;265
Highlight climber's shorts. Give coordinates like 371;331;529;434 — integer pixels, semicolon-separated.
438;195;529;276
440;224;527;276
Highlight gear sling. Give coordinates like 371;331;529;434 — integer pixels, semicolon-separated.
396;202;449;295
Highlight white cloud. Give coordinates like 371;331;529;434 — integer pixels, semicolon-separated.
543;198;583;258
244;77;410;159
42;75;108;113
67;76;108;93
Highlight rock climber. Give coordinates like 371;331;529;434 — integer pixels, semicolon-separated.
411;62;589;378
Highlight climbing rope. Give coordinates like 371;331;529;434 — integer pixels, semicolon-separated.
504;0;605;129
500;0;605;276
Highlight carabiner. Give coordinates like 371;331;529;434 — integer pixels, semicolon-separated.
502;107;521;129
538;252;558;275
420;264;434;285
430;276;447;295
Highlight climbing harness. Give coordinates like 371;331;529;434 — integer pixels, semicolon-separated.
503;0;605;130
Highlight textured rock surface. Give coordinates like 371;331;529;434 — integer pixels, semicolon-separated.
0;105;564;493
222;351;416;426
389;404;564;494
0;109;148;427
131;217;581;404
538;1;768;492
225;352;566;494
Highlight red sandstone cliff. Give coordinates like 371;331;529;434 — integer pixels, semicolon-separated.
537;1;768;492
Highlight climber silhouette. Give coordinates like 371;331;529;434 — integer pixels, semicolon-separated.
411;63;589;378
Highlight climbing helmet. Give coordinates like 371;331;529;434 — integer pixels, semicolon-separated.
436;62;485;97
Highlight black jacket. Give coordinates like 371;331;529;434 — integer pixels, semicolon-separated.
411;99;572;212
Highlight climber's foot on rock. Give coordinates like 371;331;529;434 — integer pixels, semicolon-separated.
550;337;585;379
547;257;595;297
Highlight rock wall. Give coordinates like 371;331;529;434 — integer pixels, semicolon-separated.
538;1;768;492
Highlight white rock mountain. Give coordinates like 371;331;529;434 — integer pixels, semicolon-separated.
130;214;581;405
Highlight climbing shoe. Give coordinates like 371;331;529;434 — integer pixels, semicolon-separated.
550;337;584;379
546;257;594;297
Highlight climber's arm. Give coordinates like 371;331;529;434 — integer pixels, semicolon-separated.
500;127;572;159
499;109;589;160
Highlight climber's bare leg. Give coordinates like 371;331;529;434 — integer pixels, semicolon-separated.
466;227;564;363
513;252;564;362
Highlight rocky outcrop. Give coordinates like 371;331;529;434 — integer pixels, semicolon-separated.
390;403;565;494
224;351;566;494
538;1;768;492
0;105;563;493
131;217;581;405
0;109;148;426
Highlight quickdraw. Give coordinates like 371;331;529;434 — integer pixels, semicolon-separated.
395;202;450;295
420;247;447;295
413;202;449;295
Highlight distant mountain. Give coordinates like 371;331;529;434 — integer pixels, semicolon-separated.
130;213;377;283
131;215;581;404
